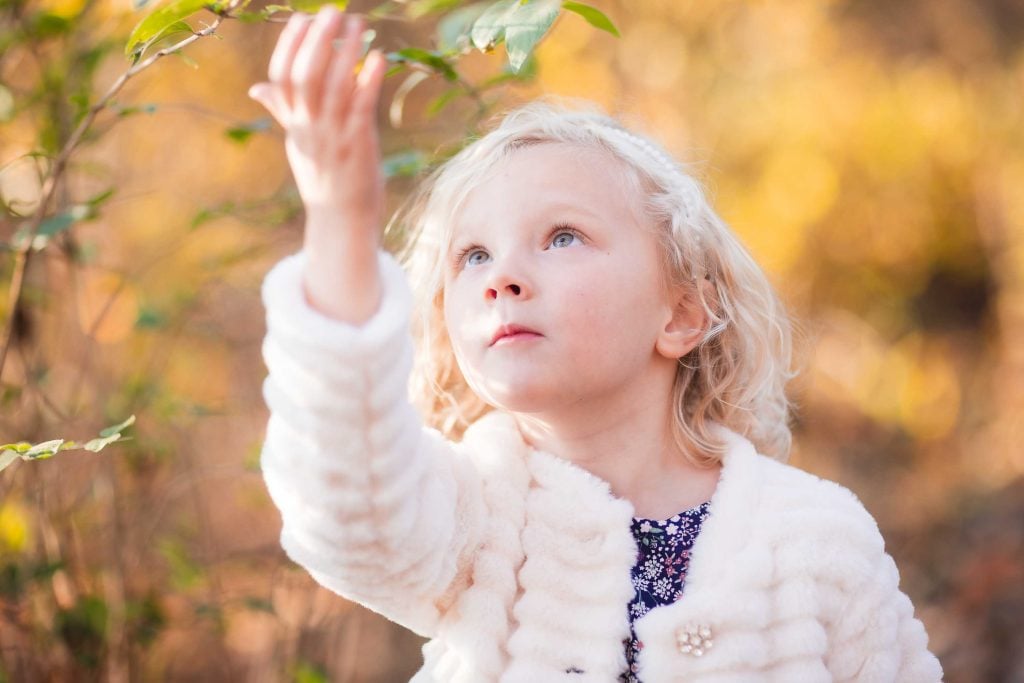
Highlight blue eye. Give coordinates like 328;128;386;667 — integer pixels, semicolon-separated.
550;231;578;248
465;249;490;266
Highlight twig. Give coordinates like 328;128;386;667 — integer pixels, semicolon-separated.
0;8;235;382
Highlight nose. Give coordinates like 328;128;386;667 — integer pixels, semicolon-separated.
485;261;530;301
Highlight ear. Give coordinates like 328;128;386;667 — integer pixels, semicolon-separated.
655;281;710;360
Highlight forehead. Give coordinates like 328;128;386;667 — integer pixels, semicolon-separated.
451;142;644;237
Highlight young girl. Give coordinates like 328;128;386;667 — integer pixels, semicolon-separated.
250;8;944;682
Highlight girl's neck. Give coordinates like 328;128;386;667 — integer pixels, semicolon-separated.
511;392;721;520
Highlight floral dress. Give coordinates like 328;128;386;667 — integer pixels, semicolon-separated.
620;500;712;683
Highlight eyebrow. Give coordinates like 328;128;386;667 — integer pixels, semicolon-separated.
450;200;605;249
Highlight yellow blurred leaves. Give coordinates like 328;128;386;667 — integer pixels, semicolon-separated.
619;21;687;91
812;313;961;440
0;502;30;554
76;269;140;344
726;147;838;272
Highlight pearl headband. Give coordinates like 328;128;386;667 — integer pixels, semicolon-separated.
586;122;702;223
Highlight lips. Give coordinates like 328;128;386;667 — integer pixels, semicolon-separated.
489;323;542;346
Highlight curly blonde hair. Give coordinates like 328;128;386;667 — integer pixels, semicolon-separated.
387;99;794;465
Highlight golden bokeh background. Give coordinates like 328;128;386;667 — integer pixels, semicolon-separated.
1;0;1022;680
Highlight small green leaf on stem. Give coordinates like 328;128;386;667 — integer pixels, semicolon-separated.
561;1;619;37
126;6;203;58
100;415;137;438
406;0;463;19
470;0;561;72
386;48;458;81
24;440;63;460
285;0;348;12
437;3;489;54
381;150;429;178
225;117;272;143
243;596;275;613
426;87;461;117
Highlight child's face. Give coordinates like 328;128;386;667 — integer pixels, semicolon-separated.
442;142;680;414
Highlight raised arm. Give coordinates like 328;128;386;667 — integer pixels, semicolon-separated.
248;8;384;325
251;8;485;636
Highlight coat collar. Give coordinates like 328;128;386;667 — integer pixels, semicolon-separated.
462;410;764;591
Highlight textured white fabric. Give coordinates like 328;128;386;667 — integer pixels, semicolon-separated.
259;249;944;682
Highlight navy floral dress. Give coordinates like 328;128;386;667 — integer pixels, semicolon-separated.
620;500;712;683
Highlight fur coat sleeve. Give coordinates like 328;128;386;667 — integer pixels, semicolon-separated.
258;249;485;636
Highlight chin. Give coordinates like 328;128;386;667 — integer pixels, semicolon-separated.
474;380;559;414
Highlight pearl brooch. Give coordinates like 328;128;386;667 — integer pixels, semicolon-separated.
676;623;714;657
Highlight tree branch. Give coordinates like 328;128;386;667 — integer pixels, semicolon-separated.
0;11;232;382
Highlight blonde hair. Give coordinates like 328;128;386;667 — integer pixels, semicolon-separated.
388;99;794;465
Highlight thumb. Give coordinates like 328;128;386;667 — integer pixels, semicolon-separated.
248;82;283;124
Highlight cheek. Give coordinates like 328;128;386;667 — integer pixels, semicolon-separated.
442;286;477;367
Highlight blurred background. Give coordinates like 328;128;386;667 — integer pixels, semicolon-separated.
1;0;1022;680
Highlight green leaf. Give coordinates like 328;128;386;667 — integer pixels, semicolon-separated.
159;539;204;589
24;439;63;460
126;4;205;58
99;415;136;438
112;102;159;117
387;48;457;82
57;596;108;667
286;0;347;12
470;0;561;72
243;596;275;613
0;451;18;474
504;0;560;72
437;2;489;54
381;150;429;179
407;0;463;19
426;87;461;117
293;662;329;683
470;0;516;52
225;117;272;143
561;1;618;37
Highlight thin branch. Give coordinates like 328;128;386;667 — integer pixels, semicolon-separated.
0;9;234;383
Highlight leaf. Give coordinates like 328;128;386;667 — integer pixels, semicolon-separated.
24;439;63;460
225;117;272;143
381;150;429;179
243;596;275;614
426;87;461;117
387;48;457;81
470;0;516;52
561;1;619;37
113;102;159;117
0;451;18;474
100;415;136;438
286;0;347;12
293;662;329;683
126;3;205;58
470;0;561;72
437;2;489;54
406;0;463;19
504;0;560;72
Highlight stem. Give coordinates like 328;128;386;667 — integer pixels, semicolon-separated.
0;10;233;382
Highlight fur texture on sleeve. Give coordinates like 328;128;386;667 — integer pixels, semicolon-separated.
259;249;486;636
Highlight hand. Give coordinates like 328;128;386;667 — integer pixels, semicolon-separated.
248;8;387;243
249;8;388;324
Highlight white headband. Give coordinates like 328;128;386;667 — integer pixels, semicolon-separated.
586;122;701;222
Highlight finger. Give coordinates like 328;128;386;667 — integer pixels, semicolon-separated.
248;82;286;126
323;15;367;126
290;7;346;121
269;13;313;111
349;50;387;128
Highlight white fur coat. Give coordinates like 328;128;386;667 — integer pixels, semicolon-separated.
259;250;943;682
